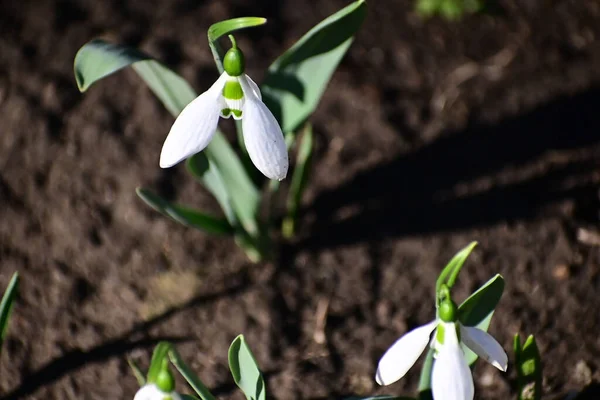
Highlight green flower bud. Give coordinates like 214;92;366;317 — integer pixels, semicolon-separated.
223;35;245;77
439;297;458;323
155;364;175;393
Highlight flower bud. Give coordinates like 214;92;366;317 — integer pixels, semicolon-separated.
438;297;458;323
223;35;245;77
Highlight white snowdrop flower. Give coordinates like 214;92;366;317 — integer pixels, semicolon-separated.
375;294;507;400
160;36;289;181
133;384;181;400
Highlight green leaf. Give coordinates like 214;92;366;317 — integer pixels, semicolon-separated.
435;241;478;299
514;334;542;400
206;133;260;236
127;356;146;387
0;272;19;353
132;61;197;117
208;17;267;43
147;342;172;383
169;347;217;400
136;188;234;235
228;335;265;400
181;395;202;400
73;39;260;238
207;17;267;74
417;348;434;400
262;0;367;133
282;123;314;238
187;153;236;224
74;39;148;92
458;274;504;364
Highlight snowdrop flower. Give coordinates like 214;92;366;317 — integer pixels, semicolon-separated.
134;384;181;400
160;36;289;181
375;291;507;400
135;364;180;400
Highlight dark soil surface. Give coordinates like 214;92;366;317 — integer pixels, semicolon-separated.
2;0;600;399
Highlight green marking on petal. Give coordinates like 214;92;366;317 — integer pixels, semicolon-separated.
232;109;242;118
221;108;232;118
436;323;445;346
223;80;244;100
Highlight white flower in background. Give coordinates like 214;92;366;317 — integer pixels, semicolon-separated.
160;36;288;181
134;384;181;400
375;295;507;400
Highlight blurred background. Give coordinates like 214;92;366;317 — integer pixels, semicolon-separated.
1;0;600;399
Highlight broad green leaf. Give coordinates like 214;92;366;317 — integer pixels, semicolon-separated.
74;39;148;91
132;61;197;117
74;39;260;237
282;123;313;238
147;342;172;383
207;17;267;74
127;356;146;386
136;188;234;235
207;133;260;236
262;0;367;133
417;348;434;400
228;335;265;400
435;241;477;299
458;274;504;364
187;153;236;224
169;347;217;400
514;334;542;400
0;272;19;353
181;395;201;400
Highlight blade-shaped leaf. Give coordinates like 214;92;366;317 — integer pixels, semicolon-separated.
147;342;172;383
0;272;19;353
127;356;146;387
228;335;265;400
262;0;367;133
74;39;260;237
435;241;478;298
282;123;314;238
169;347;217;400
74;39;148;91
207;17;267;74
458;274;504;364
181;395;202;400
514;334;542;400
187;153;236;224
136;188;234;235
417;347;434;400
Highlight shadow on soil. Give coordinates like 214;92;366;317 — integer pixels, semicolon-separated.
300;86;600;250
571;383;600;400
0;277;253;400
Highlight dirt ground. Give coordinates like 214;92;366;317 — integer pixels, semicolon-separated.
2;0;600;399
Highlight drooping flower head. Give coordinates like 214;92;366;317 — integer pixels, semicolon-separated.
134;361;181;400
160;35;288;181
375;286;507;400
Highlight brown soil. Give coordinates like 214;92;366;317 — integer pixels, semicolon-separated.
2;0;600;399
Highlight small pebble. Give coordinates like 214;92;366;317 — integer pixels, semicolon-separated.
573;360;592;386
552;264;570;280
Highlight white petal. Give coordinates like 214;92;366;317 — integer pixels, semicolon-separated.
239;76;288;180
375;320;438;386
159;73;227;168
244;74;262;100
133;384;162;400
133;384;182;400
432;323;474;400
460;325;508;372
